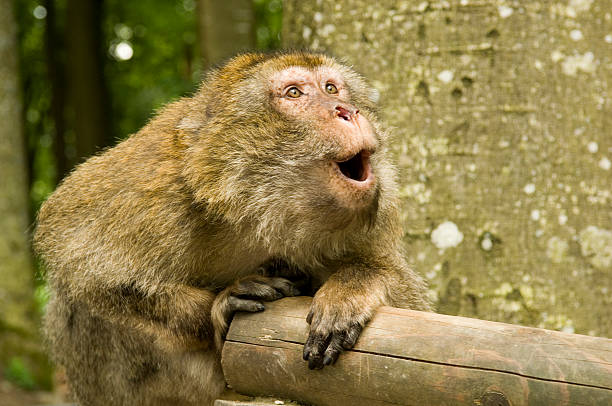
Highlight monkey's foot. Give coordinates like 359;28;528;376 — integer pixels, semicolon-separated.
212;276;300;349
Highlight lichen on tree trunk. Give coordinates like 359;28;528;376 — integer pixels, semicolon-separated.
283;0;612;337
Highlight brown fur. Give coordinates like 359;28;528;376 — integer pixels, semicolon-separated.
34;51;430;405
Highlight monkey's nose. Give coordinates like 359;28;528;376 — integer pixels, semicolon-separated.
335;105;359;121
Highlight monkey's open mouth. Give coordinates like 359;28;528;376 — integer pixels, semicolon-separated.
335;150;372;182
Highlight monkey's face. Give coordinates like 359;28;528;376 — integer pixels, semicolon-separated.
186;54;386;257
267;66;379;211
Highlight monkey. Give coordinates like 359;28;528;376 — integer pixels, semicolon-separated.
34;51;431;406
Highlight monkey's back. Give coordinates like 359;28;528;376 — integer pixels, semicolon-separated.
35;100;197;290
35;101;228;405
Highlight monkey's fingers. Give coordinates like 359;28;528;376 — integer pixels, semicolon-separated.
303;322;364;368
322;331;346;366
342;323;363;350
227;296;265;313
233;280;284;301
265;277;301;297
303;331;331;370
233;277;299;301
305;307;321;327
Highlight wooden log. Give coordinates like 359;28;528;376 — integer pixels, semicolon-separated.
221;297;612;406
214;400;299;406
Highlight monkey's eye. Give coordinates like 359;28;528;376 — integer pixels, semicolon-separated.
325;83;338;94
286;87;303;98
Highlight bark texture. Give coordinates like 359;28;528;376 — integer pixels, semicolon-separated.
283;0;612;337
0;0;45;380
66;0;111;163
44;0;69;183
197;0;255;67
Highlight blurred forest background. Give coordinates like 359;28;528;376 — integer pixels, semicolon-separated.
1;0;611;404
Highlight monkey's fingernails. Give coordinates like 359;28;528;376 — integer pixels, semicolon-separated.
304;342;324;369
270;290;283;301
302;349;310;361
308;355;323;370
303;342;310;360
323;332;345;366
227;296;265;312
269;278;300;297
303;334;316;360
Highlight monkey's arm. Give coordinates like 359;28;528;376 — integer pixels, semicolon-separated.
303;253;430;369
83;275;299;351
94;283;218;350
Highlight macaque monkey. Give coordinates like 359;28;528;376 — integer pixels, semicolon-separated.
34;51;431;406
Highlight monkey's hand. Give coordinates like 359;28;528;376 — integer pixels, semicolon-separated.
303;285;380;370
211;275;300;350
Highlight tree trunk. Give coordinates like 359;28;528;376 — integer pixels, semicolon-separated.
197;0;255;68
66;0;111;164
283;0;612;337
0;0;47;385
45;0;69;183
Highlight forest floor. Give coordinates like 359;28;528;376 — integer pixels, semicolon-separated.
0;378;67;406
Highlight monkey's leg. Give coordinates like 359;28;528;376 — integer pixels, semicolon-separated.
46;284;228;406
211;275;300;349
303;257;430;369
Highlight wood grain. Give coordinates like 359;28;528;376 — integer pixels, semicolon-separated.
222;297;612;406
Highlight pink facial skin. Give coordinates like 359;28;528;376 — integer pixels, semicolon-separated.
269;66;378;209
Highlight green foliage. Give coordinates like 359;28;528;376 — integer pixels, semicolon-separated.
104;0;283;140
104;0;201;139
254;0;283;49
4;357;36;390
33;284;50;315
15;0;57;213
